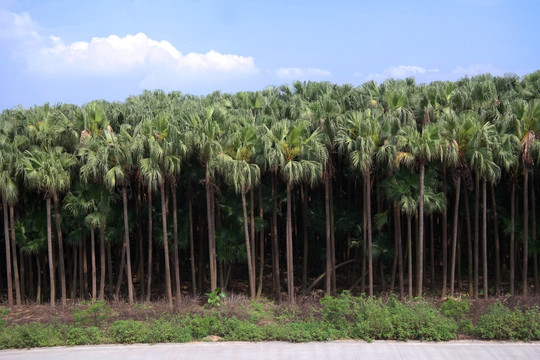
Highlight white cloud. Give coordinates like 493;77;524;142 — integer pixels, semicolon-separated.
275;67;332;80
452;64;501;77
366;65;439;81
1;10;258;88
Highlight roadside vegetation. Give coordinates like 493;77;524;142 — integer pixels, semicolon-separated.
0;293;538;348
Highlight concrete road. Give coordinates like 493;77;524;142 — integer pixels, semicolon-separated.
1;341;539;360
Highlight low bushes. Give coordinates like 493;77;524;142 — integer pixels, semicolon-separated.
0;295;538;349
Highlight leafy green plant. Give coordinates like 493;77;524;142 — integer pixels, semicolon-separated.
476;302;540;340
205;288;226;308
73;300;113;327
109;320;148;344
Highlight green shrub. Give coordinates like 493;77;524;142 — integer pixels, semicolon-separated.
145;318;191;343
73;300;112;327
440;296;473;334
179;314;221;340
476;302;540;340
109;320;148;344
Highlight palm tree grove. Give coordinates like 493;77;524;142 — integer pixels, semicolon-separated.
2;71;540;310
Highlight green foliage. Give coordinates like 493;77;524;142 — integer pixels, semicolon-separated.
109;320;148;344
73;300;113;327
440;296;473;334
475;302;540;340
145;318;191;343
205;288;226;308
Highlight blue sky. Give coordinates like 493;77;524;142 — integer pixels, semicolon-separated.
1;0;538;109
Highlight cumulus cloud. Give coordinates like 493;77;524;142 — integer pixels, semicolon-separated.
1;10;258;89
452;64;501;77
366;65;439;81
275;67;332;80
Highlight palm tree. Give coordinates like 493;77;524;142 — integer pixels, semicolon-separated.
218;119;260;298
396;123;441;297
511;99;540;297
337;109;382;296
18;146;77;305
80;123;136;304
266;119;327;304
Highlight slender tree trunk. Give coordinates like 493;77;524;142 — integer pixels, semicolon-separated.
330;175;336;295
490;183;500;293
390;201;398;293
36;256;41;303
450;176;461;296
99;222;106;300
396;202;404;298
188;194;197;296
417;163;425;297
286;181;295;305
474;173;480;299
9;205;20;305
407;215;413;297
53;194;67;306
241;184;256;298
271;174;280;303
3;198;13;306
160;177;173;310
257;185;265;298
510;182;516;295
46;196;55;305
361;177;367;294
523;167;529;298
206;167;217;292
83;241;88;297
325;172;332;296
531;173;538;294
441;167;448;298
146;188;153;302
71;246;77;299
122;186;134;304
464;181;473;297
430;215;435;291
114;240;125;299
366;171;373;297
250;187;256;280
90;225;97;301
301;183;309;289
171;180;182;306
482;178;488;300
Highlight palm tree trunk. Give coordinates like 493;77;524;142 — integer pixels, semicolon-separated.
99;222;106;300
188;194;197;296
257;185;264;298
430;215;435;291
206;166;217;292
46;196;55;305
523;167;529;298
301;183;308;289
146;188;153;302
450;176;461;296
441;167;448;298
396;202;404;298
171;180;182;306
510;182;515;295
122;185;134;304
366;171;373;297
407;215;413;297
241;184;256;298
160;177;173;310
250;187;256;279
325;172;331;296
330;175;336;295
417;162;425;297
9;205;20;305
464;180;473;297
90;225;97;301
36;256;41;303
474;172;480;299
71;246;77;299
491;183;500;293
531;173;538;294
286;181;295;305
53;193;67;306
271;174;280;303
3;198;13;306
482;178;488;300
